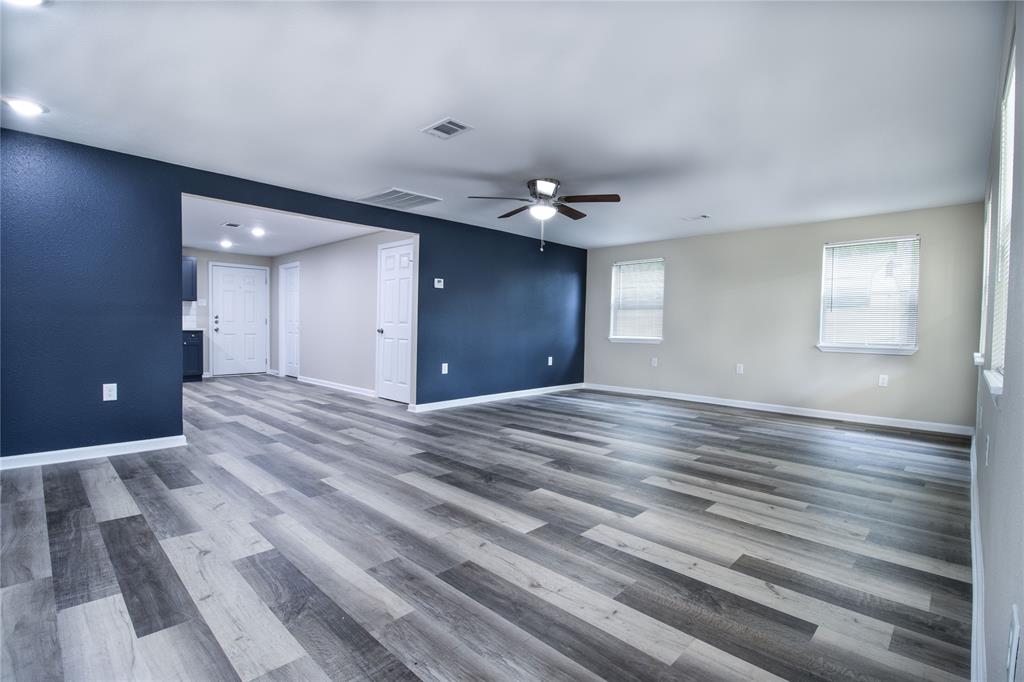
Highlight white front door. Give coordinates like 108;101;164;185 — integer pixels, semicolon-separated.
281;263;300;378
211;264;268;375
376;240;415;403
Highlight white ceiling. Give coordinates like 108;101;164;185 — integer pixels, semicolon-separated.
182;194;381;257
1;1;1006;249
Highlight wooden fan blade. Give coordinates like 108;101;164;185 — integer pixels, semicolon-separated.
498;205;530;219
557;204;587;220
559;194;621;203
468;196;531;201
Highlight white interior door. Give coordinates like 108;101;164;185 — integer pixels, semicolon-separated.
281;263;300;378
376;241;415;403
211;264;268;375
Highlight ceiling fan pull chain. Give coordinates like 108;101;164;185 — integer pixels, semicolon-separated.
540;219;545;252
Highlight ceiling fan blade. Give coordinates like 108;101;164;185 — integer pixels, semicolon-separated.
498;205;531;219
559;194;621;203
468;196;532;202
557;204;587;220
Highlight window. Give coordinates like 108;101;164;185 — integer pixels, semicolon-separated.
610;258;664;342
979;191;993;355
818;236;920;354
992;50;1015;374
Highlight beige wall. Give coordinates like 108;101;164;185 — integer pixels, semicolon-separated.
974;4;1023;678
181;247;272;373
585;203;983;427
269;229;414;391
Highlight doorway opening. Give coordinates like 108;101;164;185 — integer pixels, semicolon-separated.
180;193;418;407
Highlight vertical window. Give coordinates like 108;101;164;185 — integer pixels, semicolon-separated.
992;50;1015;374
818;236;921;354
979;191;992;354
610;258;665;342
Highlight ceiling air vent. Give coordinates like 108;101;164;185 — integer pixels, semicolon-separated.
421;117;472;140
222;222;242;228
360;187;442;210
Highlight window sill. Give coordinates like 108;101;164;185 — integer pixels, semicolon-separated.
609;337;662;344
816;344;917;356
984;369;1004;397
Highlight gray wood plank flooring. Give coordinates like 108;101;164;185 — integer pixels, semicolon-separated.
1;376;973;680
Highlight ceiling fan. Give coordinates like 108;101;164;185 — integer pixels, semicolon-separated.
468;178;620;221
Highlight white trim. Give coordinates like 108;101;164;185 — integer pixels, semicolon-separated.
581;383;975;436
375;237;419;405
983;369;1004;397
973;352;986;367
202;371;213;378
609;337;663;344
297;375;377;398
208;261;271;377
824;234;919;247
817;344;918;356
266;369;282;377
0;435;188;470
408;383;585;413
969;437;987;682
277;261;300;378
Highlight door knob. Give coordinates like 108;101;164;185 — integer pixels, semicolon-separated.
377;328;384;334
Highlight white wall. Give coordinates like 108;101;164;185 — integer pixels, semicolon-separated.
974;4;1024;679
585;203;983;428
269;230;414;392
181;247;272;373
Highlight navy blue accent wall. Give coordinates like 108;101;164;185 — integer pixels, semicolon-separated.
1;129;586;456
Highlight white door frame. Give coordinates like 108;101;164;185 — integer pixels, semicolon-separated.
278;261;300;378
375;237;419;404
208;261;271;376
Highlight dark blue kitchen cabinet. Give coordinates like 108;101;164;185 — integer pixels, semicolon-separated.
183;330;203;382
182;256;197;301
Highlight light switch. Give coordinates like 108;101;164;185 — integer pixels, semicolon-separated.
736;363;744;375
547;356;553;366
103;383;118;401
434;278;444;289
651;357;659;368
441;363;448;375
878;374;889;387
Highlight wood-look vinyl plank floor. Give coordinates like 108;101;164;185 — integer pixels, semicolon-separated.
1;376;972;680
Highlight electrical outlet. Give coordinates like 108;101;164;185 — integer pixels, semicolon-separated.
651;357;659;368
878;374;889;387
102;383;118;401
434;278;444;289
735;363;744;375
547;356;553;366
441;362;448;375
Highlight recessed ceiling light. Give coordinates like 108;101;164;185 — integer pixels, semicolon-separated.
529;204;557;221
250;226;265;238
219;239;233;248
4;0;45;7
2;97;47;117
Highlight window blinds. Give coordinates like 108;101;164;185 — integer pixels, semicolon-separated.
992;54;1015;373
820;236;920;352
610;259;664;340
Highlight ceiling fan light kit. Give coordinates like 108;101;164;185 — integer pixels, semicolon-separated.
468;178;621;250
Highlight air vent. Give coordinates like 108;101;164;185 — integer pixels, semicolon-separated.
421;117;472;140
360;187;442;210
222;222;241;228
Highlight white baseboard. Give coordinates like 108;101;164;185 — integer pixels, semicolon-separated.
266;369;281;377
969;437;986;682
297;375;376;398
202;371;212;378
0;434;188;470
582;383;975;436
409;383;585;413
